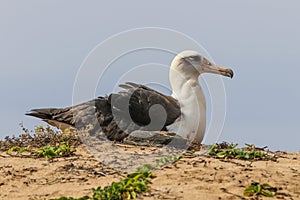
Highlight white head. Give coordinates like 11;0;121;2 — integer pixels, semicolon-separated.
171;50;234;79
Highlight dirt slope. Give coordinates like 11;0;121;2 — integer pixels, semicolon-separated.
0;145;299;200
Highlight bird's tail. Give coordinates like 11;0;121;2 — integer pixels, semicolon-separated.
26;108;77;131
26;108;59;120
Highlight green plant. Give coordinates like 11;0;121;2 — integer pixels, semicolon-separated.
6;145;31;155
33;142;75;158
208;143;274;160
6;146;19;154
93;170;152;200
5;142;75;159
52;164;153;200
156;155;182;165
244;182;277;197
51;154;183;200
135;164;155;174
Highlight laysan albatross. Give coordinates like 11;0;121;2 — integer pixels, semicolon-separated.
26;51;233;143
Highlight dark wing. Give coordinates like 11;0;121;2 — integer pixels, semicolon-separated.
26;82;181;141
114;82;180;128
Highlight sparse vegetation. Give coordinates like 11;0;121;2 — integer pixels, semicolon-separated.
156;155;182;165
135;164;156;174
6;142;76;158
0;125;81;152
52;164;153;200
51;156;182;200
34;142;76;158
6;145;31;155
244;182;277;197
2;127;296;199
1;125;79;158
93;169;152;200
208;142;275;160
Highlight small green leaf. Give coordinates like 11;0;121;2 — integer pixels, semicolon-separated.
243;187;256;196
244;182;277;197
17;147;27;154
7;146;18;154
261;189;275;197
130;191;137;199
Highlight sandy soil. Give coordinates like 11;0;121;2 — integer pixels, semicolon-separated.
0;145;299;200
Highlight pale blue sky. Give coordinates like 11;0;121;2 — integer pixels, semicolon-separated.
0;1;299;151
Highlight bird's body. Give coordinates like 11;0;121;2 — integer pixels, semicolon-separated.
27;83;180;141
27;51;233;143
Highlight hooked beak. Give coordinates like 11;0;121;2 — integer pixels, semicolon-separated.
203;63;234;78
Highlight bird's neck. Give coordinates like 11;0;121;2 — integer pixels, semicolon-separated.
169;67;207;143
169;65;203;102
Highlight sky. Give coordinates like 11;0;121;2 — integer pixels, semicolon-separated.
0;1;299;152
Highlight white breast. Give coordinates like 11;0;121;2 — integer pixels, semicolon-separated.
167;79;206;143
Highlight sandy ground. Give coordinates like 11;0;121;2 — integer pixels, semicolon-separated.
0;145;299;200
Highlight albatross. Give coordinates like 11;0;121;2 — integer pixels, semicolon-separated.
26;50;233;143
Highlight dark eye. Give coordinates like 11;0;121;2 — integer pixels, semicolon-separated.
190;56;201;62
